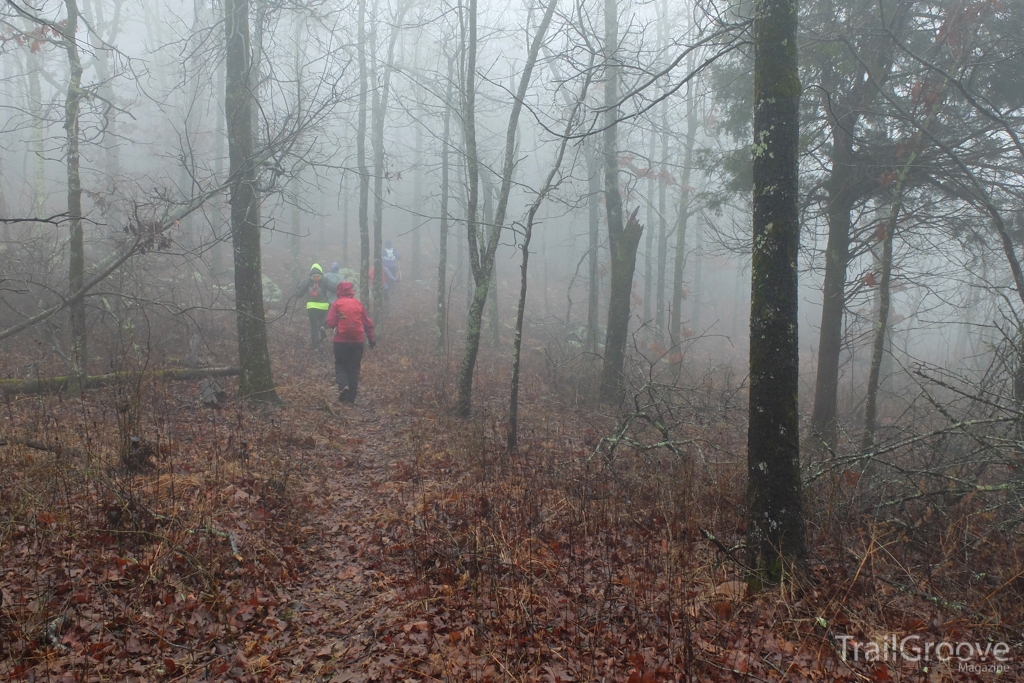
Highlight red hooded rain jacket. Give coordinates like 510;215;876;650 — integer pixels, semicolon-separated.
326;282;375;344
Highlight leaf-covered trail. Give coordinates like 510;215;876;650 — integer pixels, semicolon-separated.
5;287;1020;682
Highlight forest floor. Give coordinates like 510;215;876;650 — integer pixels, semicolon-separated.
1;286;1022;682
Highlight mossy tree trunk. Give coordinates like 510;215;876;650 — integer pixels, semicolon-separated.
225;0;277;401
746;0;806;581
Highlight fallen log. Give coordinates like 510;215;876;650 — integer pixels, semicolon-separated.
0;437;86;458
0;366;240;396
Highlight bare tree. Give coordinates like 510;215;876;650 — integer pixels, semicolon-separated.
454;0;559;416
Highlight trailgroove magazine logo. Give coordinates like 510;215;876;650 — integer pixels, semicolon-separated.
836;634;1014;672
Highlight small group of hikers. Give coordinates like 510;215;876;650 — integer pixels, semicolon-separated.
293;242;400;404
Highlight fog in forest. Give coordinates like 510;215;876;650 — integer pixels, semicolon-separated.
6;0;1017;412
4;0;1024;678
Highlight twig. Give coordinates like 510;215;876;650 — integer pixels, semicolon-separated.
700;527;753;572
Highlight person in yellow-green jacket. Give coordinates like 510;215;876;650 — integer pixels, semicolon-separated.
294;263;331;350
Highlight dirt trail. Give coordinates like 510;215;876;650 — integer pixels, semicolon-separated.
268;295;443;682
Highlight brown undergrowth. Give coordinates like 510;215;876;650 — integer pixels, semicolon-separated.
2;281;1022;682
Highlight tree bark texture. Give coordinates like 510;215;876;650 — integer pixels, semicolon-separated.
225;0;278;401
746;0;807;579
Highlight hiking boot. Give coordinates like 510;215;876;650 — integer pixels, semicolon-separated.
338;386;351;403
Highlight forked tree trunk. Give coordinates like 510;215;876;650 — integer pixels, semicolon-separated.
809;5;909;449
454;0;558;416
809;122;857;448
598;0;644;402
746;0;806;581
225;0;277;401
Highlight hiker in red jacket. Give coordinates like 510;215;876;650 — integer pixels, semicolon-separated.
325;281;376;403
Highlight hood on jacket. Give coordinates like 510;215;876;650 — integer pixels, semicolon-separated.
310;263;323;275
337;281;355;298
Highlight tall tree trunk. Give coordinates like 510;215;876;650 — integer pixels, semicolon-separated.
655;107;668;343
454;0;558;416
746;0;806;580
809;122;856;448
437;56;454;353
482;176;499;347
861;205;895;454
63;0;86;397
412;115;423;281
586;145;601;352
507;66;586;450
599;0;644;402
357;0;370;303
644;128;655;327
691;226;703;333
225;0;278;401
213;49;227;276
342;173;350;265
289;14;304;282
370;0;407;319
670;77;698;352
654;0;669;343
27;50;46;216
82;0;123;232
808;4;909;448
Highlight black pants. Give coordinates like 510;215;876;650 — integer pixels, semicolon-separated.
333;342;365;402
308;308;327;348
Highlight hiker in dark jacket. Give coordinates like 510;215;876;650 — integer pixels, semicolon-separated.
325;281;375;403
295;263;331;350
